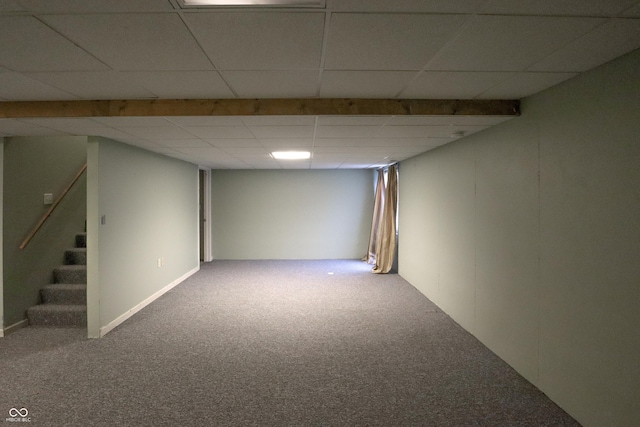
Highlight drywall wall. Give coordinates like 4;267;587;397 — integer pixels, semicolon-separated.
88;138;199;337
0;139;3;336
2;136;87;330
398;48;640;427
211;169;374;259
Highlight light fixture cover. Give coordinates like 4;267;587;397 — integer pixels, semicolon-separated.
271;151;311;160
180;0;325;7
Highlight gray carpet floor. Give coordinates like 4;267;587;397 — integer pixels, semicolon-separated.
0;260;580;426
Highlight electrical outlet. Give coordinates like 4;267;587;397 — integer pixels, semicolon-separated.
44;193;53;205
157;258;163;268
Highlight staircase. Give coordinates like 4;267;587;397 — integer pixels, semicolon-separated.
27;233;87;327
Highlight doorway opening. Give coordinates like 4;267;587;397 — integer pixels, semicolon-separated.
198;168;212;263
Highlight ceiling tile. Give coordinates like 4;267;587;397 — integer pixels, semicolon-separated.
478;72;577;99
223;71;319;98
426;15;606;71
480;0;639;16
314;138;374;147
259;139;314;149
320;71;417;97
125;71;235;98
329;0;486;13
0;119;66;136
156;139;212;148
339;163;383;169
274;159;310;169
0;16;108;72
314;138;433;147
375;126;440;138
184;12;325;69
0;72;77;100
219;146;270;156
91;128;148;141
16;0;175;13
248;126;314;139
310;162;343;169
42;14;212;71
0;1;25;12
529;18;640;72
314;147;396;159
27;71;157;99
166;116;246;126
183;126;255;139
317;116;390;126
241;116;316;126
621;3;640;16
315;125;380;138
173;146;240;161
122;126;199;140
400;71;514;98
91;117;173;127
385;116;514;126
206;138;262;147
325;13;470;70
119;139;164;149
243;159;282;169
18;118;107;134
378;125;488;138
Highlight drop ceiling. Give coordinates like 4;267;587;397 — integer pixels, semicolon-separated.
1;0;639;169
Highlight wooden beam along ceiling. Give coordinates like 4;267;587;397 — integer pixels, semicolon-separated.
0;98;520;119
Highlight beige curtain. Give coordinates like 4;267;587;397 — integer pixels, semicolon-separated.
363;170;385;265
364;164;398;274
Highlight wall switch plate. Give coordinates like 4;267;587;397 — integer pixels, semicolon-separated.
44;193;53;205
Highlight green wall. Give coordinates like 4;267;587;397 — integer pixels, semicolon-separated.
398;49;640;427
0;139;3;335
211;169;374;260
2;136;87;330
87;138;199;337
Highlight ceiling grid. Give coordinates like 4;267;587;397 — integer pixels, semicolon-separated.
0;0;639;168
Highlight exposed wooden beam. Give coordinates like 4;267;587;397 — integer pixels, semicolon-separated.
0;98;520;118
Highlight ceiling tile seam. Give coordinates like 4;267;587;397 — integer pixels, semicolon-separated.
11;119;54;134
520;17;617;74
473;71;579;99
161;117;239;147
392;13;478;99
168;0;182;11
619;3;640;17
8;73;82;99
315;9;333;97
471;71;520;100
174;11;241;97
32;15;113;72
239;118;270;154
473;12;637;19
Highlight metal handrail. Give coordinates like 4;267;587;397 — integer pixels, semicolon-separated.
19;163;87;250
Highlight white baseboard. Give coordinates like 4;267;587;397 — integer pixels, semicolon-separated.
99;265;200;338
2;318;29;337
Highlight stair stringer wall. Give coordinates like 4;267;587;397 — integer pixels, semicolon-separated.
2;136;87;332
87;137;199;338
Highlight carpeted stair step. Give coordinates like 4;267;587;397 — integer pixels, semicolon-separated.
53;265;86;284
75;232;87;249
27;304;87;327
64;248;87;265
41;284;87;305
